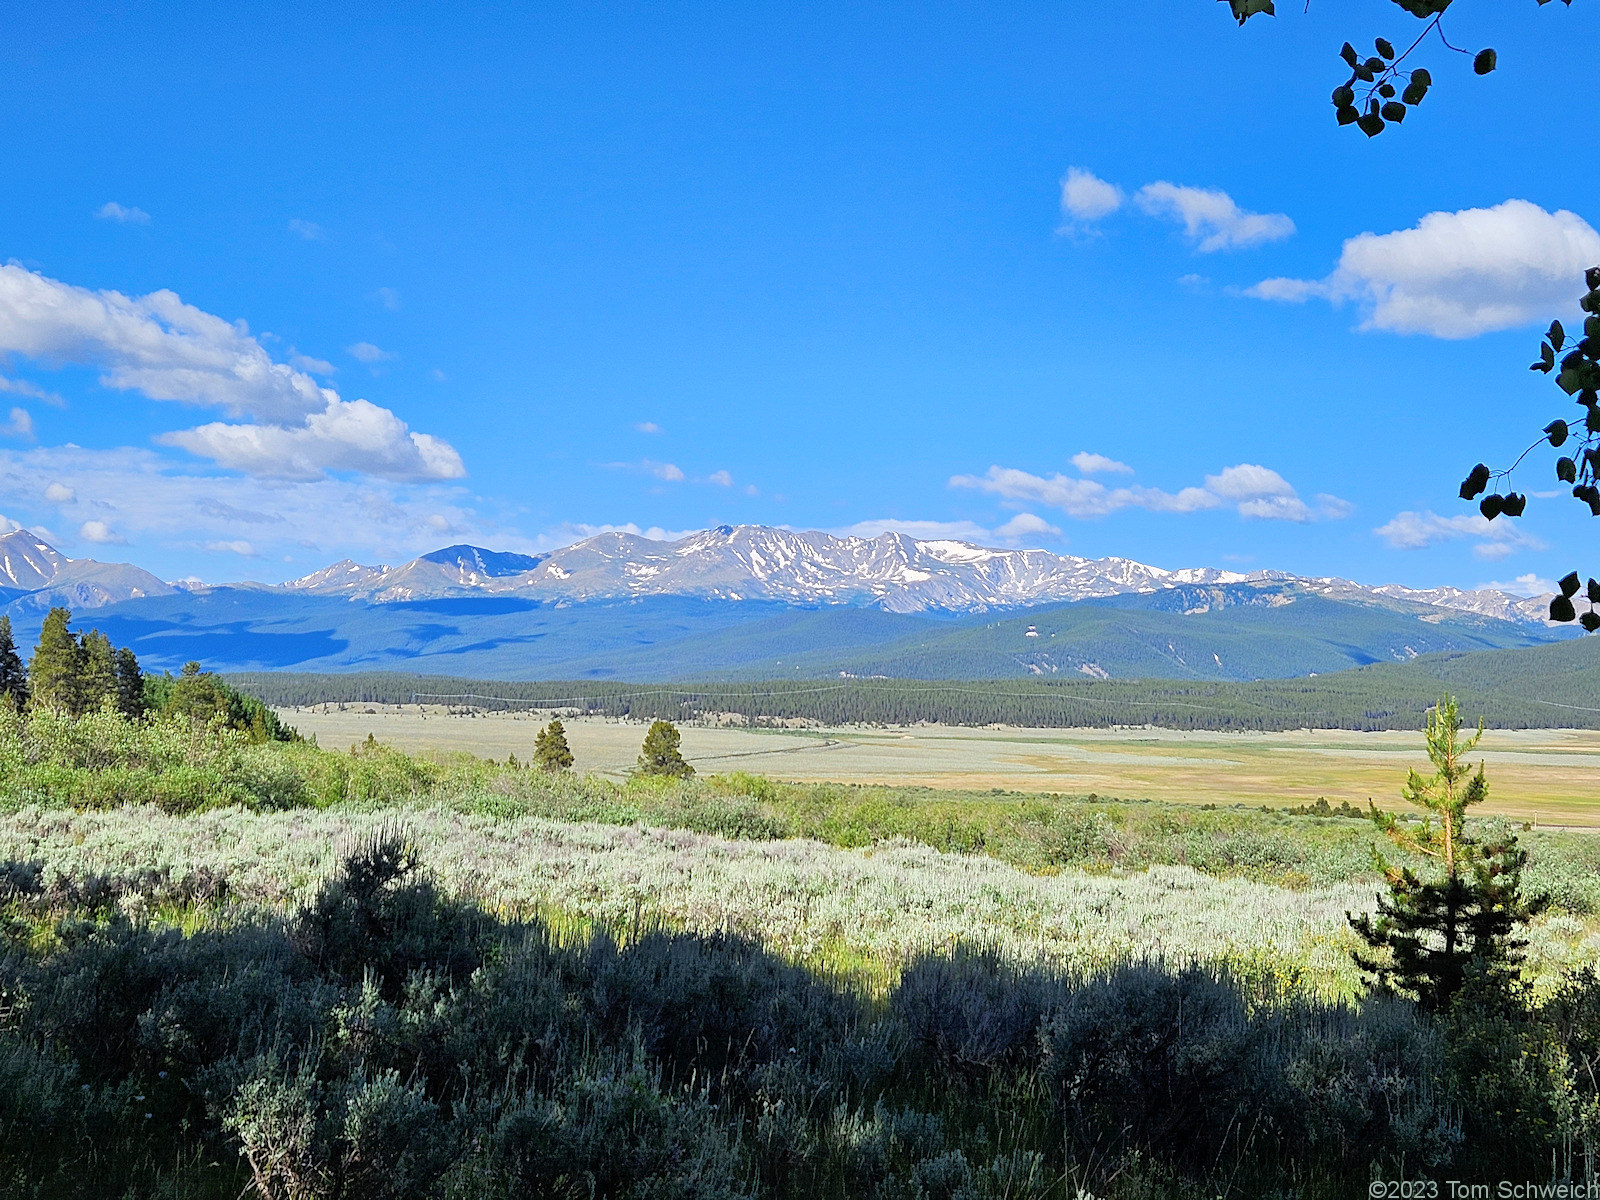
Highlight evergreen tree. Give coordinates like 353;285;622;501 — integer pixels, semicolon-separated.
0;615;27;709
1348;695;1546;1012
636;719;693;779
114;647;145;718
533;719;574;772
28;607;82;714
78;630;117;713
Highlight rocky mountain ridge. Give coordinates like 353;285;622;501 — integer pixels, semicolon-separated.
0;524;1557;626
277;524;1555;624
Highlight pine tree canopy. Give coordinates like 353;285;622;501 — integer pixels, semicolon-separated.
0;616;27;708
636;719;693;779
533;718;574;772
1348;694;1546;1012
28;607;82;714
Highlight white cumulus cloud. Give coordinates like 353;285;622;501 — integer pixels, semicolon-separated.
0;264;331;421
0;265;462;482
1373;509;1544;560
707;469;734;487
159;398;465;483
1060;168;1123;221
43;482;74;504
1247;199;1600;338
994;512;1062;542
1135;183;1294;252
79;519;124;544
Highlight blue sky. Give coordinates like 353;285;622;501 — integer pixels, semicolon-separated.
0;1;1596;592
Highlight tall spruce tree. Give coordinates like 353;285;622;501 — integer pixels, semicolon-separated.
0;616;27;709
636;719;693;779
1348;695;1546;1012
533;718;574;772
114;647;145;719
28;607;82;714
78;630;117;714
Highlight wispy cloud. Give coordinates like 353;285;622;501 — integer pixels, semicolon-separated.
1070;451;1132;476
833;513;1061;546
1135;182;1294;252
204;539;258;557
707;469;734;487
1060;170;1292;252
1475;573;1557;597
288;218;324;240
634;421;662;434
1246;200;1600;339
1374;509;1544;560
0;444;489;569
347;341;393;364
0;408;34;440
0;376;65;407
289;351;337;376
371;287;401;311
95;202;150;225
952;459;1341;524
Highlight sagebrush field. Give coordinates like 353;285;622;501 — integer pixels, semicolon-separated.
4;698;1600;1196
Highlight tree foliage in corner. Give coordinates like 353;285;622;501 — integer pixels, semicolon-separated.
1348;696;1545;1011
1227;0;1595;630
1225;0;1571;138
636;719;694;779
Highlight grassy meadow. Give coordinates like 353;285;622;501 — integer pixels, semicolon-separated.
3;699;1600;1195
283;705;1600;825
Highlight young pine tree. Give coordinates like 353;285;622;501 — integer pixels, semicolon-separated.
636;719;693;779
1348;695;1546;1012
27;607;82;714
533;719;574;772
114;647;145;718
78;630;117;713
0;615;27;709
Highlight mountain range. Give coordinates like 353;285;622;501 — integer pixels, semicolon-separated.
0;524;1571;681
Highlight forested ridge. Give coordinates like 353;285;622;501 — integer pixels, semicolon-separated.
228;634;1600;730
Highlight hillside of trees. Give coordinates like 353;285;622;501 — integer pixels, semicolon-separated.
228;634;1600;731
0;608;295;741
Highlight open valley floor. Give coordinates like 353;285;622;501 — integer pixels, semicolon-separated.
281;705;1600;826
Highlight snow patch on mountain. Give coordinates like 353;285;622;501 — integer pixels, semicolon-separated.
274;524;1560;626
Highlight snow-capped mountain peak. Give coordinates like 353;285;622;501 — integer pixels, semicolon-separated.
274;524;1558;624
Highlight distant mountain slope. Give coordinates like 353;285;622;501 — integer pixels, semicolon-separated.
767;583;1562;682
0;529;173;610
11;577;1563;683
